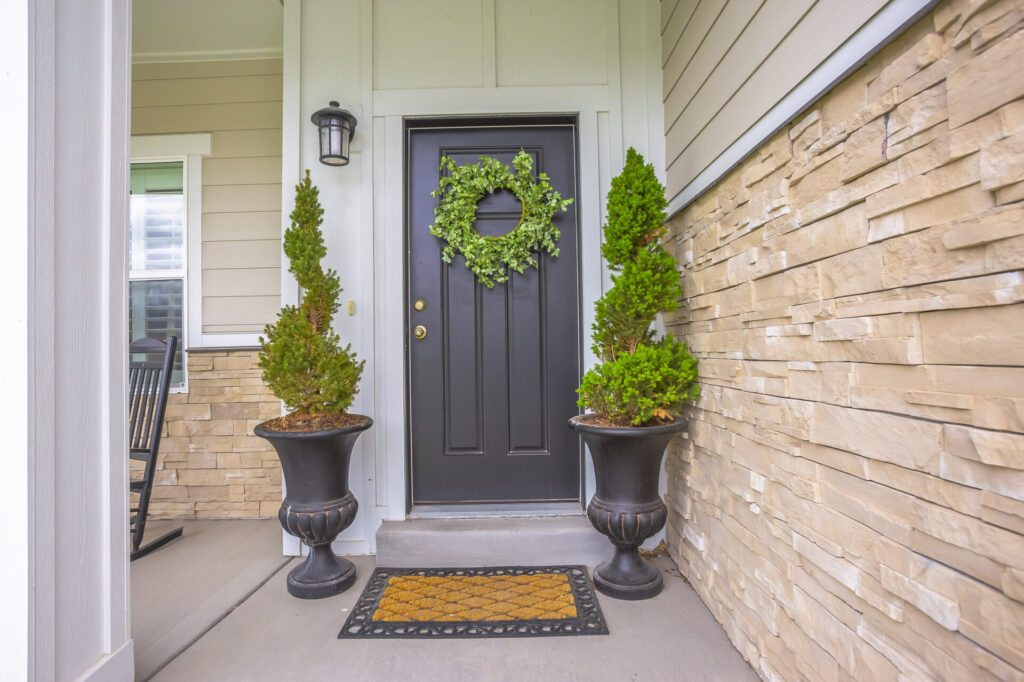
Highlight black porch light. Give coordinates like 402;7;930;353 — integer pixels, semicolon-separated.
311;101;357;166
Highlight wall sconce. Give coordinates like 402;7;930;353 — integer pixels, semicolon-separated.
311;101;357;166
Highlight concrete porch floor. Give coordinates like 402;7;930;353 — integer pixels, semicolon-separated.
143;524;757;682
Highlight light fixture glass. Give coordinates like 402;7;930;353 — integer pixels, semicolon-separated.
311;101;357;166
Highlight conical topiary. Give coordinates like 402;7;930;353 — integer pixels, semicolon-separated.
578;148;699;426
259;171;364;420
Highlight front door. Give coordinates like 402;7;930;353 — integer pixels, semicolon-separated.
406;118;581;505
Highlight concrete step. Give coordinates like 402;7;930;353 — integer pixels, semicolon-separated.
375;515;611;568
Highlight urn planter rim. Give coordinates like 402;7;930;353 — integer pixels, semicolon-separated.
254;414;373;440
568;414;688;437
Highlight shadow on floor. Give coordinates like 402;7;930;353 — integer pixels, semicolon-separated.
131;519;290;681
152;552;757;682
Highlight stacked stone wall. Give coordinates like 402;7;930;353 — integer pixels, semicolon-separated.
664;1;1024;679
140;350;283;519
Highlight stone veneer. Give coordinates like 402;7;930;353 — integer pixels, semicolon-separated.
663;1;1024;680
147;350;283;519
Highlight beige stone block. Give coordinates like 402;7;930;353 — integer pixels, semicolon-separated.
903;183;994;232
820;244;884;297
810;403;942;472
232;435;274;453
212;356;255;371
175;469;229;486
259;500;280;517
216;451;265;469
996;179;1024;205
164;402;211;420
797;165;899;226
158;436;191;453
149;485;188;500
940;451;1024;503
947;28;1024;127
887;83;947;146
839;116;888;183
981;131;1024;190
943;203;1024;250
895;135;953;180
187;354;214;371
819;467;914;545
865;153;979;219
914;498;1024;573
980;490;1024;535
920;303;1024;365
879;564;960;630
877;31;944;95
812;317;874;342
943;423;1024;469
910;527;1005;590
953;573;1024;671
185;485;234;502
187;435;235;453
210;402;260;420
167;419;234;437
904;389;973;410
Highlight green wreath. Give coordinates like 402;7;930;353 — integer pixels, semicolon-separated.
428;150;573;288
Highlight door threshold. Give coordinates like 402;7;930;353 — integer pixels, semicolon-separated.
408;501;583;519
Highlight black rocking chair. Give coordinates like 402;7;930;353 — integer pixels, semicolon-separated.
129;335;183;560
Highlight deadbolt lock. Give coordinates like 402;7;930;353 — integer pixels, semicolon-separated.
413;299;426;312
413;325;427;340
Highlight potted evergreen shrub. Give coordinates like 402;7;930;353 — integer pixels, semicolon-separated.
570;149;699;600
254;171;370;599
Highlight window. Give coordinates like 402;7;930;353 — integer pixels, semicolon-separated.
129;161;186;388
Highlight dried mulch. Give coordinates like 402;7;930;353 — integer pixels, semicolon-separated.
260;412;368;433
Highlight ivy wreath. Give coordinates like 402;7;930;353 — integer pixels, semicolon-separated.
429;149;573;287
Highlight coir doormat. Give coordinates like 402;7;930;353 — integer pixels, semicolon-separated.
338;565;608;638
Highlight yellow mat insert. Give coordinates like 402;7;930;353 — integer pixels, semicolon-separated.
372;573;579;622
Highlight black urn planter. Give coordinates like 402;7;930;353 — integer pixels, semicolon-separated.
569;415;688;601
254;416;372;599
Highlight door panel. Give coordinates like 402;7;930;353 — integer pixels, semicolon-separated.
406;120;581;504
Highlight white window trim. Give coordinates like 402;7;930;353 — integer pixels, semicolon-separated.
130;133;212;390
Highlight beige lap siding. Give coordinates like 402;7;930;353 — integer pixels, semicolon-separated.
148;351;282;519
131;58;283;335
663;0;1024;680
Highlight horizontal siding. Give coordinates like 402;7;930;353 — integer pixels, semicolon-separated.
202;211;281;242
132;74;283;107
203;268;280;297
202;184;281;213
203;296;281;330
132;59;283;81
211;129;282;158
132;101;282;135
203;240;281;270
204;156;282;185
662;0;889;199
131;59;282;337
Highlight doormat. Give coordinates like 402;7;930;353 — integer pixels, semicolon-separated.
338;565;608;638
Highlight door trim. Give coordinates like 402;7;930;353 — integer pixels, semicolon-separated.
403;115;584;511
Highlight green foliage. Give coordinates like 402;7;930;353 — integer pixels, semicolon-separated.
578;148;699;426
578;340;698;425
259;171;364;415
429;150;573;287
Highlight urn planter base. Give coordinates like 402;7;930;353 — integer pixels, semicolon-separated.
255;416;372;600
570;415;688;601
593;547;663;600
288;551;357;599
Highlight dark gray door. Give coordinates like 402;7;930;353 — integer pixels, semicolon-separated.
406;119;581;504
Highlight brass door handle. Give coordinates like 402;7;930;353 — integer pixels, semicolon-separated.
413;325;427;340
